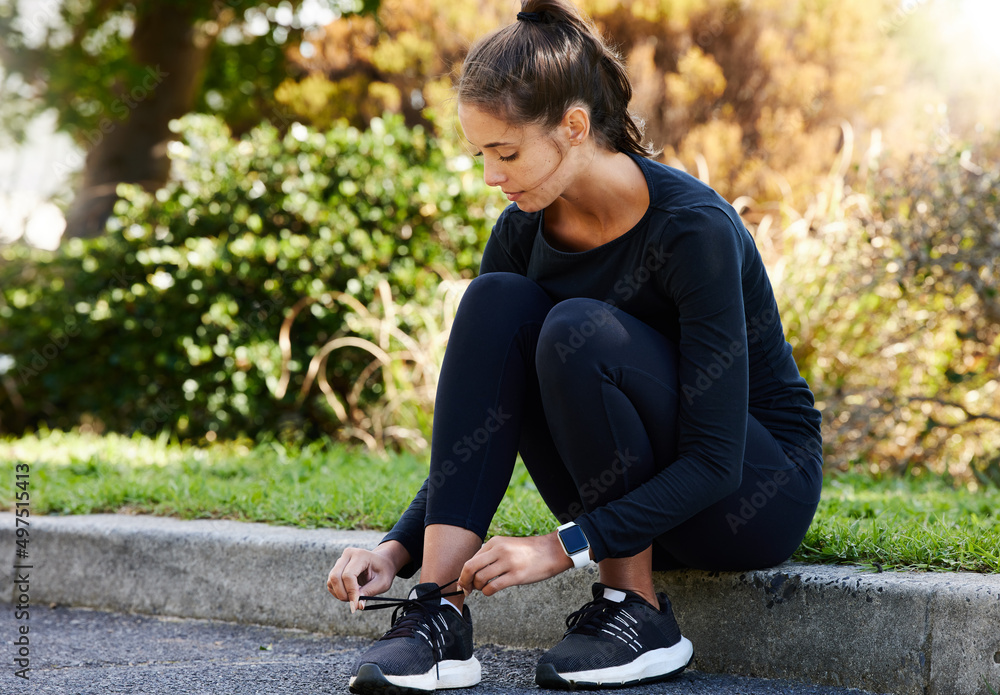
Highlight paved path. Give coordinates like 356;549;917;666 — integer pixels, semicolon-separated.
9;514;1000;693
2;603;880;695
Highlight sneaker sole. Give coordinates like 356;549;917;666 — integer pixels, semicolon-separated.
350;659;482;695
535;637;693;690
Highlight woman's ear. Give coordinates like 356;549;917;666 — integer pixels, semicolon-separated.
561;106;591;146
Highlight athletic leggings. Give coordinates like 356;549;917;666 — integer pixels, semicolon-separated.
386;272;823;572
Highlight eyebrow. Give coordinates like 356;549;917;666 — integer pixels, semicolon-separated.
466;137;516;150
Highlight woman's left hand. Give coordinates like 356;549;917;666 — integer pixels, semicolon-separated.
458;532;574;597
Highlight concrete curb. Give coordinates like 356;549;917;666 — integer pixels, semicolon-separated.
3;513;999;695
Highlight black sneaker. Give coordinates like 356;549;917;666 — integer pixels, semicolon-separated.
349;579;481;694
535;583;693;689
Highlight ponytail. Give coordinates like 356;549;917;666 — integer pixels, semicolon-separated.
458;0;656;158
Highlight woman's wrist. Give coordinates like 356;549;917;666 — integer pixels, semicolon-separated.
547;531;576;573
375;539;411;574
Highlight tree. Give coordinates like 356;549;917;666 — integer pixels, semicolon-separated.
0;0;379;240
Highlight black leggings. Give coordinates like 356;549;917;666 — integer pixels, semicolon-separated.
420;272;822;571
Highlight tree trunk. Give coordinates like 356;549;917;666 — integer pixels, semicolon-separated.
63;5;214;239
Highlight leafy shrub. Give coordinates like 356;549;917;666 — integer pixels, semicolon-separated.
869;140;1000;481
0;113;504;442
771;127;1000;481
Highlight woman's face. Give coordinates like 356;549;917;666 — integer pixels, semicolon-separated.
458;103;576;213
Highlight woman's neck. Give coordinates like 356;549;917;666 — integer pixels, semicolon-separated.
544;150;649;252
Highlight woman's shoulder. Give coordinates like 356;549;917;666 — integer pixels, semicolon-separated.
633;155;734;217
493;203;541;236
481;204;540;275
632;156;746;243
488;203;542;258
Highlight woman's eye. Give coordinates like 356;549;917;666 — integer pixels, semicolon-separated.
471;151;518;163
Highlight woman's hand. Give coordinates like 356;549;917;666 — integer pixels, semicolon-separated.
458;533;574;597
327;541;409;613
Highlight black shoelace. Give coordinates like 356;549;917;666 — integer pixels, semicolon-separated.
564;592;651;655
360;579;463;663
563;595;620;637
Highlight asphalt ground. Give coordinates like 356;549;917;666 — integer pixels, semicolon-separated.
6;515;1000;694
1;602;883;695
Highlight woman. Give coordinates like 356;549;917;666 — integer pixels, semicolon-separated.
327;1;823;692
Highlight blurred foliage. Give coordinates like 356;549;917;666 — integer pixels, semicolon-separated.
277;0;918;208
2;0;995;232
0;113;504;442
588;0;909;208
0;0;380;145
2;0;991;235
0;0;386;239
274;0;506;134
772;125;1000;483
889;0;1000;144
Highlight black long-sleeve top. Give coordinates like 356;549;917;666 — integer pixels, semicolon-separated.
381;154;822;572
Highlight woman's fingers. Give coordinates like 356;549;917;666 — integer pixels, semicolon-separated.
356;561;394;603
478;566;514;596
327;550;363;611
460;534;571;597
327;552;353;600
343;560;367;612
458;541;498;594
459;537;529;596
327;548;394;613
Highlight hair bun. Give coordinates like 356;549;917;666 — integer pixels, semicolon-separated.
460;0;655;158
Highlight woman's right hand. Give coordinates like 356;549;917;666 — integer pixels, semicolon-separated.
327;542;408;613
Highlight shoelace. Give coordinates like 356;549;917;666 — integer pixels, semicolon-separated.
563;595;621;637
360;579;463;662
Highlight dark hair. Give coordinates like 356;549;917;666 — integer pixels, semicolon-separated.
457;0;655;158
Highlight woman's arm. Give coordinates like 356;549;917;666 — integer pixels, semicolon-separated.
379;477;430;578
574;206;752;561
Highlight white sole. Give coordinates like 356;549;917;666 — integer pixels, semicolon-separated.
436;658;483;689
349;657;482;692
550;637;693;686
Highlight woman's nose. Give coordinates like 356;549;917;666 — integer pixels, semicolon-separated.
483;160;506;187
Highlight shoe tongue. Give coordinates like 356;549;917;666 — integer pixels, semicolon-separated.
602;587;627;603
407;582;442;600
592;583;633;603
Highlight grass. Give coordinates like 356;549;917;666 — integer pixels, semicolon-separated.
798;472;1000;573
0;429;553;537
3;430;999;573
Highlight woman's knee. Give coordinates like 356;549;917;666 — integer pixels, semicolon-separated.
451;273;552;342
462;272;549;314
536;298;620;373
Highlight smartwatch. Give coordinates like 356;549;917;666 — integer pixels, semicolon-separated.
557;521;592;568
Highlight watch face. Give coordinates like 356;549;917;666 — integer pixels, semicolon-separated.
559;525;589;556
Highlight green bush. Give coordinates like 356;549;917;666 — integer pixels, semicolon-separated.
773;129;1000;480
0;113;504;442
